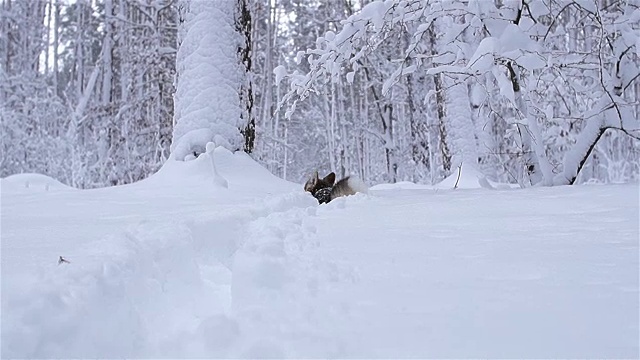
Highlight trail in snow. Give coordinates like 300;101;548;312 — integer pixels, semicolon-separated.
2;148;638;358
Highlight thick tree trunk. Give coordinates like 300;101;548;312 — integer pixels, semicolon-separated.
172;0;248;160
445;78;479;170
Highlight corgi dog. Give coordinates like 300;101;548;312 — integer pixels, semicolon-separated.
304;171;366;204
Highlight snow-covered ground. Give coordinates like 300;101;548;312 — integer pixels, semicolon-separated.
2;148;638;358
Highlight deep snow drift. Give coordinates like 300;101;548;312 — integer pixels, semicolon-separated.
2;147;638;358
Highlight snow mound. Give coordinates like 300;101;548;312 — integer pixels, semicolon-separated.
1;173;75;194
370;181;432;191
4;144;637;357
435;165;493;189
1;149;319;358
143;146;298;196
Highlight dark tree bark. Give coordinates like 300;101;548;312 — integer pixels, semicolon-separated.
236;0;255;153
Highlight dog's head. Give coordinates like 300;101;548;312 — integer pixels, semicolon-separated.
304;171;336;193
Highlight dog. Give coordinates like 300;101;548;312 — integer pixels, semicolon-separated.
304;171;366;204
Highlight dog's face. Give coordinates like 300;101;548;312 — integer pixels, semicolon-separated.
304;171;336;193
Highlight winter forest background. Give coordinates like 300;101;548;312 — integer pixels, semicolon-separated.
1;0;639;188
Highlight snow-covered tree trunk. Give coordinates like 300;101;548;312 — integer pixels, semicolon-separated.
171;0;250;160
505;62;554;186
68;59;100;187
444;78;479;172
553;109;606;186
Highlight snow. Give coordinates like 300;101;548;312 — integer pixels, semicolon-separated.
172;0;244;158
346;71;356;83
517;52;547;71
435;164;496;189
574;0;597;13
467;24;545;76
1;173;75;193
499;24;536;52
273;65;287;86
467;37;497;73
528;0;550;17
358;0;389;30
371;181;432;191
493;66;516;103
2;151;638;358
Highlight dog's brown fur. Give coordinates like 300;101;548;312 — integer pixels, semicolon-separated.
304;171;360;204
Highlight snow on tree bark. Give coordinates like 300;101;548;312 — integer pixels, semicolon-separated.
172;0;246;160
444;78;479;171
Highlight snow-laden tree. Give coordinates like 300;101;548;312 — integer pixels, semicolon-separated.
281;0;639;186
59;0;177;187
2;0;638;187
540;0;640;184
1;0;178;188
251;0;362;181
0;0;71;183
171;0;255;161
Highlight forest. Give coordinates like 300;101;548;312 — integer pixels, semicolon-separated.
1;0;639;188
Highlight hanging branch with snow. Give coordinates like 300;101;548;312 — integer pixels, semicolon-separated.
279;0;639;186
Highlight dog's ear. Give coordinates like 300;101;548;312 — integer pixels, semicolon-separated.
304;171;319;192
323;172;336;185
